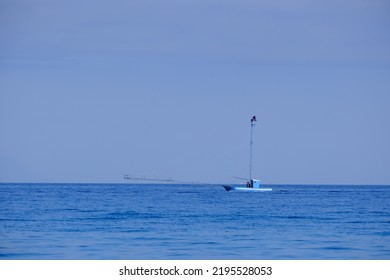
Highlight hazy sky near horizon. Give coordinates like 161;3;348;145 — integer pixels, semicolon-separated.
1;0;389;184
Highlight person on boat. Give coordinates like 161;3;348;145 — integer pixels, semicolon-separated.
247;181;252;188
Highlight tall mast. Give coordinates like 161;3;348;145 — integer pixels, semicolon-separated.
249;115;257;181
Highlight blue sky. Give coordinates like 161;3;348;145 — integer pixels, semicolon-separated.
1;0;389;184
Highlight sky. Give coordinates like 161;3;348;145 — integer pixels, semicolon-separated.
1;0;389;184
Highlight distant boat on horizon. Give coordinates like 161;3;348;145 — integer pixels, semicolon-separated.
222;115;272;192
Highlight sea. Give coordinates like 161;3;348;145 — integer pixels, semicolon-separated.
0;183;389;260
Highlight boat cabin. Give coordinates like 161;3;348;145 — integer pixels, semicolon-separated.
248;179;261;189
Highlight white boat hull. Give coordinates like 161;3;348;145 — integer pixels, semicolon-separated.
223;185;272;192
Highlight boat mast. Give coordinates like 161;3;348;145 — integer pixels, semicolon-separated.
249;115;257;182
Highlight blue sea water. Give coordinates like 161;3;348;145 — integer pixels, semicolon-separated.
0;183;389;260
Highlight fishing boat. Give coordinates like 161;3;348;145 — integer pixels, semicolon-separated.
222;116;272;192
223;179;272;192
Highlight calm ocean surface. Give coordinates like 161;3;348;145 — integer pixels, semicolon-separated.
0;183;389;259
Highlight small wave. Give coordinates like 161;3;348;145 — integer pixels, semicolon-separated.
374;231;390;236
322;246;355;251
286;215;335;221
